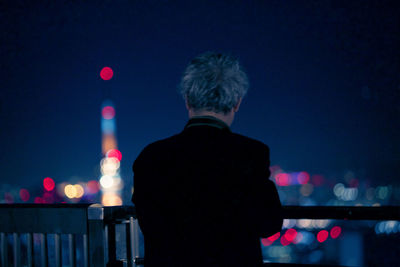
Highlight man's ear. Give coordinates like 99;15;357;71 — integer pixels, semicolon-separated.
234;98;242;112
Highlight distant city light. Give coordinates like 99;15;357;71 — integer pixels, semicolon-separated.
100;175;114;189
43;177;55;191
19;189;30;202
100;67;114;80
101;157;120;176
311;175;324;186
102;106;116;120
275;173;290;186
102;135;117;155
64;184;77;199
106;149;122;162
4;193;14;204
261;232;280;246
74;184;84;198
300;184;314;197
297;172;310;184
102;192;122;206
330;226;342;239
284;228;298;243
87;180;100;194
34;197;43;204
317;230;329;243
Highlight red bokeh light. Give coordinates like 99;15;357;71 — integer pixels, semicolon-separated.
102;106;115;120
43;192;54;203
43;177;55;191
100;67;114;80
275;173;290;186
4;193;14;204
293;232;303;244
106;149;122;161
261;232;281;246
312;175;324;186
87;180;100;194
34;197;44;204
349;178;359;188
284;228;297;242
297;171;310;184
330;226;342;239
317;230;329;243
280;236;291;246
19;189;30;202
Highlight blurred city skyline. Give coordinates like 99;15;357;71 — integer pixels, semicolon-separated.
0;0;399;194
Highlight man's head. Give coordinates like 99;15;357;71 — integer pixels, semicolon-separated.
180;52;249;126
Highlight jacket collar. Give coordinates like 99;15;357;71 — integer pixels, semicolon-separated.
184;116;231;132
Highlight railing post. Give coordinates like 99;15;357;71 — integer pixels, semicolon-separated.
88;204;106;267
27;233;34;267
54;233;62;267
1;233;8;267
68;234;76;267
13;233;21;267
129;217;140;267
40;233;48;267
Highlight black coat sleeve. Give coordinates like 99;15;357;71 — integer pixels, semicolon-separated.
249;145;283;237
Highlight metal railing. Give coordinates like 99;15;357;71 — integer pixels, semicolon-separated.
0;204;139;267
0;204;399;266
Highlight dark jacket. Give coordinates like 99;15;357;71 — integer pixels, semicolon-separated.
132;116;283;267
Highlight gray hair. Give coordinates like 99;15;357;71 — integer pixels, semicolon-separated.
180;52;249;114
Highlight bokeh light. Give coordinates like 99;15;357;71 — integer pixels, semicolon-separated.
100;175;114;189
102;135;117;155
101;157;120;176
330;226;342;239
74;184;84;198
275;173;290;186
34;197;43;204
297;172;310;184
100;67;114;80
19;189;30;202
87;180;100;194
317;230;329;243
102;192;122;206
65;184;77;199
102;106;115;120
284;228;298;243
106;149;122;162
43;177;55;191
4;193;14;203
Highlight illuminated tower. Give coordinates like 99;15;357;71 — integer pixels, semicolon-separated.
99;67;123;206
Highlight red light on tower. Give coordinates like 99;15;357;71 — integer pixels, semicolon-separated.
43;177;55;191
102;106;115;120
100;67;114;80
106;149;122;161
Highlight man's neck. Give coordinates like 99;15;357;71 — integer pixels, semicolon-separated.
188;110;235;126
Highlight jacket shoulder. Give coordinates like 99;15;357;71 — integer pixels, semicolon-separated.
229;132;270;152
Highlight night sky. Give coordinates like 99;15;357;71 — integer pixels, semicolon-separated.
1;1;399;199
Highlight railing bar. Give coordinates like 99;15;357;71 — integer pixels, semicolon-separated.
27;233;34;267
107;223;117;262
129;217;139;267
126;219;132;267
13;233;21;267
40;233;48;267
83;234;89;267
54;234;62;267
68;234;76;267
1;233;8;267
104;224;109;263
